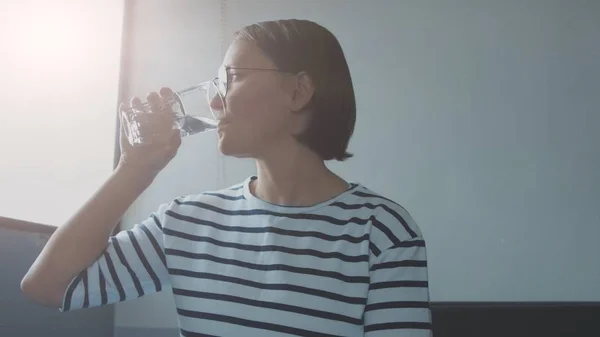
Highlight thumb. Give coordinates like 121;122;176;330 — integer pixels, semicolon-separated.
168;128;182;149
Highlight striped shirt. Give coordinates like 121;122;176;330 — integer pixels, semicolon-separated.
61;176;432;336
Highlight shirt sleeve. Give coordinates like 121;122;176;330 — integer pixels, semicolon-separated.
60;203;171;312
364;238;433;336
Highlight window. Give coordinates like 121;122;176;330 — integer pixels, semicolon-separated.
0;0;124;226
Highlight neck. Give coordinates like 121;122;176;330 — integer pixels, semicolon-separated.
251;143;349;207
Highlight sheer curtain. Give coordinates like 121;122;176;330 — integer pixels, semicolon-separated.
0;0;124;226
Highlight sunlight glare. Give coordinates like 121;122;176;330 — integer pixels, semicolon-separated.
0;0;124;226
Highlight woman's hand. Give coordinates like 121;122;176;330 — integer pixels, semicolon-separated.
118;87;182;178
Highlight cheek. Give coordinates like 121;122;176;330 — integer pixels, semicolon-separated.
218;86;291;156
226;82;288;130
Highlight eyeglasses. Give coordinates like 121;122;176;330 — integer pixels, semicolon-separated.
214;65;296;98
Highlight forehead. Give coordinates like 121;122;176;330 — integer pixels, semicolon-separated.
222;38;274;68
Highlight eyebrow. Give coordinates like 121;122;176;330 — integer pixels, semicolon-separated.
227;67;281;71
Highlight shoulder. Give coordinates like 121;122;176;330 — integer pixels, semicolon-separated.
159;179;248;216
345;184;425;253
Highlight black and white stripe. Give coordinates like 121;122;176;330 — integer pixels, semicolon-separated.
60;177;432;336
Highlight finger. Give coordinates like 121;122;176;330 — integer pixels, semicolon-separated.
159;87;175;115
142;92;166;136
160;87;174;97
130;96;142;110
147;92;161;113
127;95;150;137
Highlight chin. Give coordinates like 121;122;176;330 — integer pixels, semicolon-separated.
217;137;253;159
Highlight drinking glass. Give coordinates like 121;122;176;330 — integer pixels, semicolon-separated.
118;78;225;147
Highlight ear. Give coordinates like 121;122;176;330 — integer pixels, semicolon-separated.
290;71;315;113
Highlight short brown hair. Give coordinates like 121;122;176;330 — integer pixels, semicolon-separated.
235;19;356;161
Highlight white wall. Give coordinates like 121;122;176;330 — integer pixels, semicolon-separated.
116;0;600;330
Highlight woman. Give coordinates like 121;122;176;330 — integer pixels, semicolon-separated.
21;19;432;336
